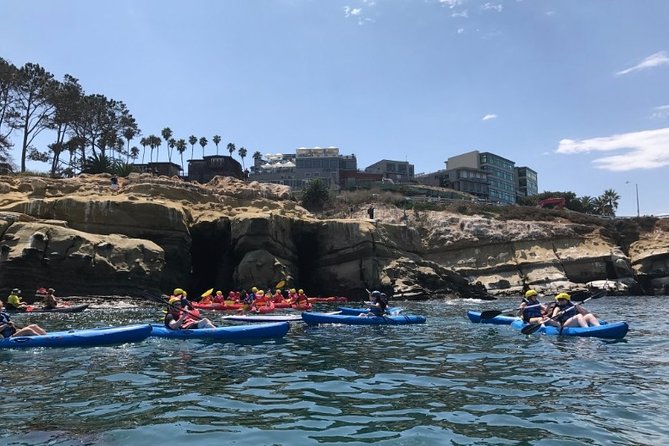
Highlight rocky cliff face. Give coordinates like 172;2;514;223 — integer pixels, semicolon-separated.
1;174;667;300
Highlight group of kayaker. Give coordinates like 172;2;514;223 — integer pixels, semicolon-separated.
198;287;311;311
518;289;600;328
5;287;63;311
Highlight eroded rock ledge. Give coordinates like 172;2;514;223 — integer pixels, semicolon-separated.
1;174;667;301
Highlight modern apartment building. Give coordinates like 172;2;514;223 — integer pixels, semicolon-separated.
364;159;415;183
478;151;516;204
515;166;538;198
416;150;535;204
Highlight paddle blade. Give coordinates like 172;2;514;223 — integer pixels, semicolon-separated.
201;288;214;298
275;280;286;290
521;322;543;335
479;310;503;320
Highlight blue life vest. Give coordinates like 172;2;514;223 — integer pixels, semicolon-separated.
522;301;543;321
0;310;16;338
554;302;576;323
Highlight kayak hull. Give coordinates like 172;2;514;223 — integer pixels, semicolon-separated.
510;319;629;339
338;306;402;316
467;310;518;325
221;314;303;323
149;322;290;339
0;324;152;349
7;304;90;313
302;312;426;325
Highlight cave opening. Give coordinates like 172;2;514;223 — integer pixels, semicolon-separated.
189;220;234;294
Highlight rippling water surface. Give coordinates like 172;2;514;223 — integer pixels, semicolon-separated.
1;296;668;445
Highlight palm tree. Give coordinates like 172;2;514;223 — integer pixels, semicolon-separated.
252;150;262;164
238;146;247;168
600;189;621;217
176;138;187;174
199;137;208;158
130;146;140;163
576;196;595;214
123;127;139;163
148;134;160;163
140;137;148;164
226;142;236;158
188;135;197;160
161;127;173;162
168;138;176;163
213;135;221;155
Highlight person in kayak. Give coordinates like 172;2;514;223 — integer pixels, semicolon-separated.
551;293;600;328
164;297;216;330
371;292;389;316
517;289;549;324
0;300;47;337
43;288;59;309
6;288;29;311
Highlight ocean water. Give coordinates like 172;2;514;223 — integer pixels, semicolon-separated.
1;296;667;445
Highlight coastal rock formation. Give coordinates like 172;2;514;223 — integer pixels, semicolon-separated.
1;173;667;299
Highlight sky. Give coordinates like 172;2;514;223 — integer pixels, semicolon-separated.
1;0;668;216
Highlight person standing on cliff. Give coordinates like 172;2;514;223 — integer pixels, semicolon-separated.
367;205;375;219
110;175;119;193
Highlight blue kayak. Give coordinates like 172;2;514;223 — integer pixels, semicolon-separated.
510;319;629;339
0;324;152;349
337;306;403;316
467;310;518;325
302;312;426;325
149;322;290;340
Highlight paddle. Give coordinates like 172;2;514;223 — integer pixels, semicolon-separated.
143;292;204;321
275;280;286;290
201;288;214;298
520;291;606;335
480;292;594;320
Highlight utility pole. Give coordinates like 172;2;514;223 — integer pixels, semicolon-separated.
636;183;640;217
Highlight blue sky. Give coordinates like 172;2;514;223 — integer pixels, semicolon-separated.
2;0;668;216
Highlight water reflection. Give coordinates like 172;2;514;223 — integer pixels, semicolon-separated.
0;297;668;445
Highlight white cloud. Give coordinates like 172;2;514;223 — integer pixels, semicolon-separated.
439;0;462;8
556;127;669;171
457;27;465;34
481;2;503;12
451;10;469;18
482;114;497;121
651;105;669;119
344;6;362;17
616;51;669;76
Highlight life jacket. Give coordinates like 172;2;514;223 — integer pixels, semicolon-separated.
0;310;16;337
522;300;543;321
554;302;576;324
164;309;200;329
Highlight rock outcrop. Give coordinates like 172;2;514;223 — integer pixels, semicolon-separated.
1;173;667;300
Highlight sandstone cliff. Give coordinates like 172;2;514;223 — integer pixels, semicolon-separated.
1;174;667;301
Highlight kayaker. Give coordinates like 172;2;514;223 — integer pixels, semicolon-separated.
551;293;600;328
171;288;194;310
164;297;216;330
213;290;225;304
368;292;388;316
0;300;47;337
43;288;59;309
369;290;381;305
6;288;29;311
293;289;309;307
517;289;548;324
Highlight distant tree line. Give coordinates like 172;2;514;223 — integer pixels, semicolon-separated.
518;189;621;217
0;57;251;176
